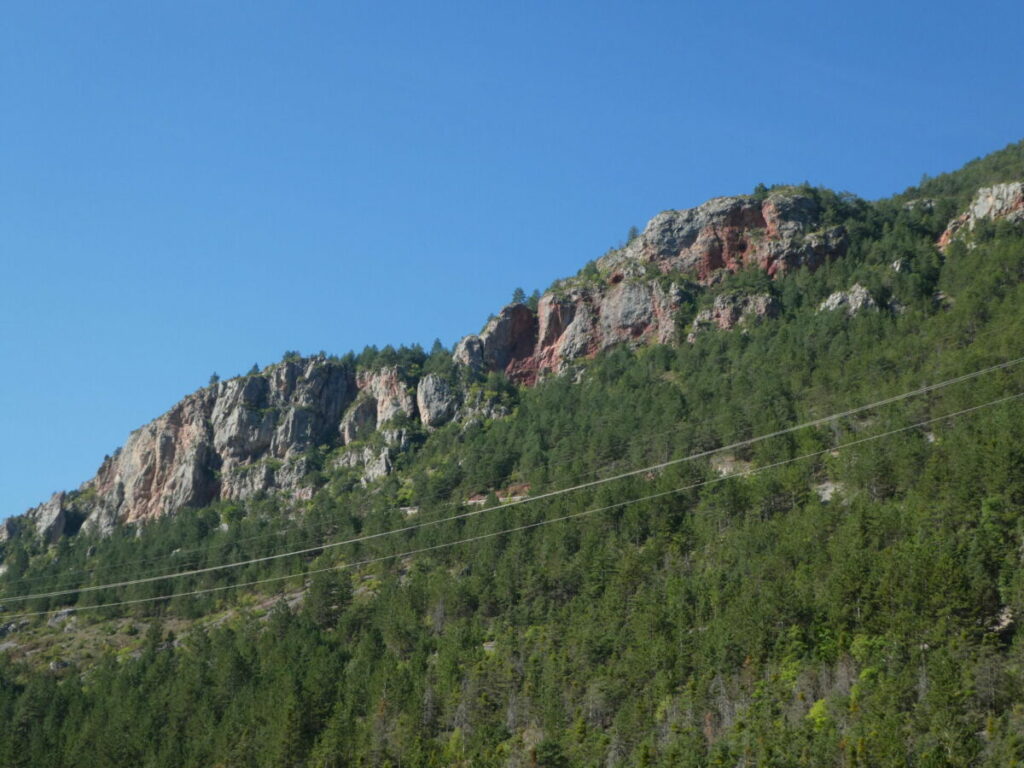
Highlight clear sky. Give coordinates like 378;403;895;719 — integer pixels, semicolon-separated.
2;0;1023;518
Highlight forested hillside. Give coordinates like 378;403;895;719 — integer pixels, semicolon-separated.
2;141;1024;767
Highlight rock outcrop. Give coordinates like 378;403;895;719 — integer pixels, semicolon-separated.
416;374;460;428
7;356;484;537
339;395;378;443
503;280;685;383
599;192;847;283
686;293;779;342
939;182;1024;249
455;305;538;378
333;445;393;485
355;367;416;428
450;191;841;383
24;493;69;543
819;284;876;316
9;189;850;541
76;357;359;533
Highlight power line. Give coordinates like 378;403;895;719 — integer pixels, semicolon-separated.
12;350;1021;587
4;389;1022;621
2;358;1021;605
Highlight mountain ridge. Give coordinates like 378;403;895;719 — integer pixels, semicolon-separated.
4;140;1024;767
8;141;1024;545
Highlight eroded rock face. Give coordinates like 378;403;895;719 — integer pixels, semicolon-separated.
598;192;847;283
453;335;485;373
458;308;533;384
819;284;877;316
89;387;221;527
417;374;459;428
340;395;378;443
0;518;18;543
332;445;393;485
687;293;779;342
72;358;358;531
450;192;844;383
457;281;689;385
25;493;68;543
12;357;437;537
939;182;1024;249
15;189;854;541
530;280;685;376
356;367;416;427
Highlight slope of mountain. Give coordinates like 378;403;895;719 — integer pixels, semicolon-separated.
2;139;1024;767
7;186;855;539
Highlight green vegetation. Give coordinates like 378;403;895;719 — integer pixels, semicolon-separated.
1;143;1024;766
903;138;1024;208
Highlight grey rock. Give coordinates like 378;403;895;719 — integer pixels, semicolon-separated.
963;182;1024;225
25;493;68;543
340;395;378;444
220;460;276;500
687;293;779;342
362;450;392;482
380;428;411;451
356;367;416;427
332;445;393;485
0;518;20;543
819;284;877;315
478;304;538;371
598;192;846;283
47;609;75;628
0;620;28;638
457;388;512;424
453;335;485;373
417;374;459;428
940;182;1024;248
62;358;356;533
598;281;655;340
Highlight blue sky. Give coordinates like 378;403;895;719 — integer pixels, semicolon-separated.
2;0;1023;518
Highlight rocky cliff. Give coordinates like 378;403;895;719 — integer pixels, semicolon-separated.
454;190;846;384
10;189;850;539
599;192;847;282
16;358;468;538
939;182;1024;249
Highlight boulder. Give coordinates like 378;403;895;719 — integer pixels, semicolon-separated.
819;284;877;315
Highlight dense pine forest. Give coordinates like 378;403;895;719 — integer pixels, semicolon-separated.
3;141;1024;766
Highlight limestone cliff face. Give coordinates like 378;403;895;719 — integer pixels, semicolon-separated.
27;359;477;534
454;191;843;383
939;182;1024;249
454;282;684;386
598;192;847;282
686;293;779;342
416;374;460;428
12;189;849;538
76;357;358;533
354;367;417;427
819;284;877;316
14;493;70;543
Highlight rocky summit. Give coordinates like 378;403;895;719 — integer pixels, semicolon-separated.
455;190;848;385
9;179;1022;541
